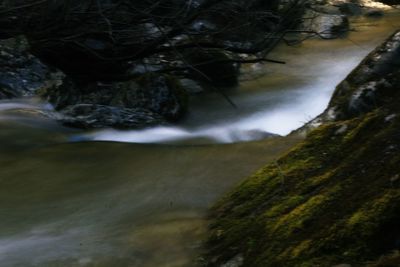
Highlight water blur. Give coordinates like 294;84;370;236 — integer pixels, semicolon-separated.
0;11;399;267
80;11;400;144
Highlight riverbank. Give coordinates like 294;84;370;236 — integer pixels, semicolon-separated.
204;30;400;267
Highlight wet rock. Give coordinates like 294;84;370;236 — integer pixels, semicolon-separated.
311;14;349;38
220;255;244;267
44;74;188;128
301;30;400;132
385;114;397;122
179;79;204;94
0;83;19;99
133;74;188;121
314;0;329;5
348;81;379;116
338;2;362;16
364;8;384;17
184;49;240;88
312;5;342;15
0;37;62;100
60;104;164;129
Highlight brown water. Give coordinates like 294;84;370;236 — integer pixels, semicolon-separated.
0;121;300;267
0;10;400;267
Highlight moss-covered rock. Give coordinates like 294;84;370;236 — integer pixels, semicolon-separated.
204;31;400;267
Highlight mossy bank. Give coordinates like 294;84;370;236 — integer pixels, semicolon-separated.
204;31;400;267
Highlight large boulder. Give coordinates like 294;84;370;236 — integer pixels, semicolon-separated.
205;30;400;267
44;73;188;128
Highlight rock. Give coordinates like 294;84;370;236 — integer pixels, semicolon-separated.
390;174;400;186
60;104;164;129
311;14;349;38
0;83;19;99
179;79;204;94
338;2;362;16
184;49;240;88
133;74;188;121
385;114;397;122
44;74;188;128
0;37;62;100
364;9;384;17
314;0;329;5
335;124;348;135
310;31;400;122
312;5;342;15
220;255;244;267
348;81;379;116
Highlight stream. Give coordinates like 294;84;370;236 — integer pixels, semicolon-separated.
0;11;400;267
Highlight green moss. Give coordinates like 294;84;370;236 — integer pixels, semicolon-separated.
205;32;400;267
264;195;305;218
205;93;400;267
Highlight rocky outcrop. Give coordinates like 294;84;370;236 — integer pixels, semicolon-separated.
205;31;400;267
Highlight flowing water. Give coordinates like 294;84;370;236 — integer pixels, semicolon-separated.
1;11;400;267
81;11;400;144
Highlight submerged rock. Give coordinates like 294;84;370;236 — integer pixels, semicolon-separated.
205;31;400;267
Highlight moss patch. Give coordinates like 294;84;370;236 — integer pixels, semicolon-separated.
204;32;400;267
